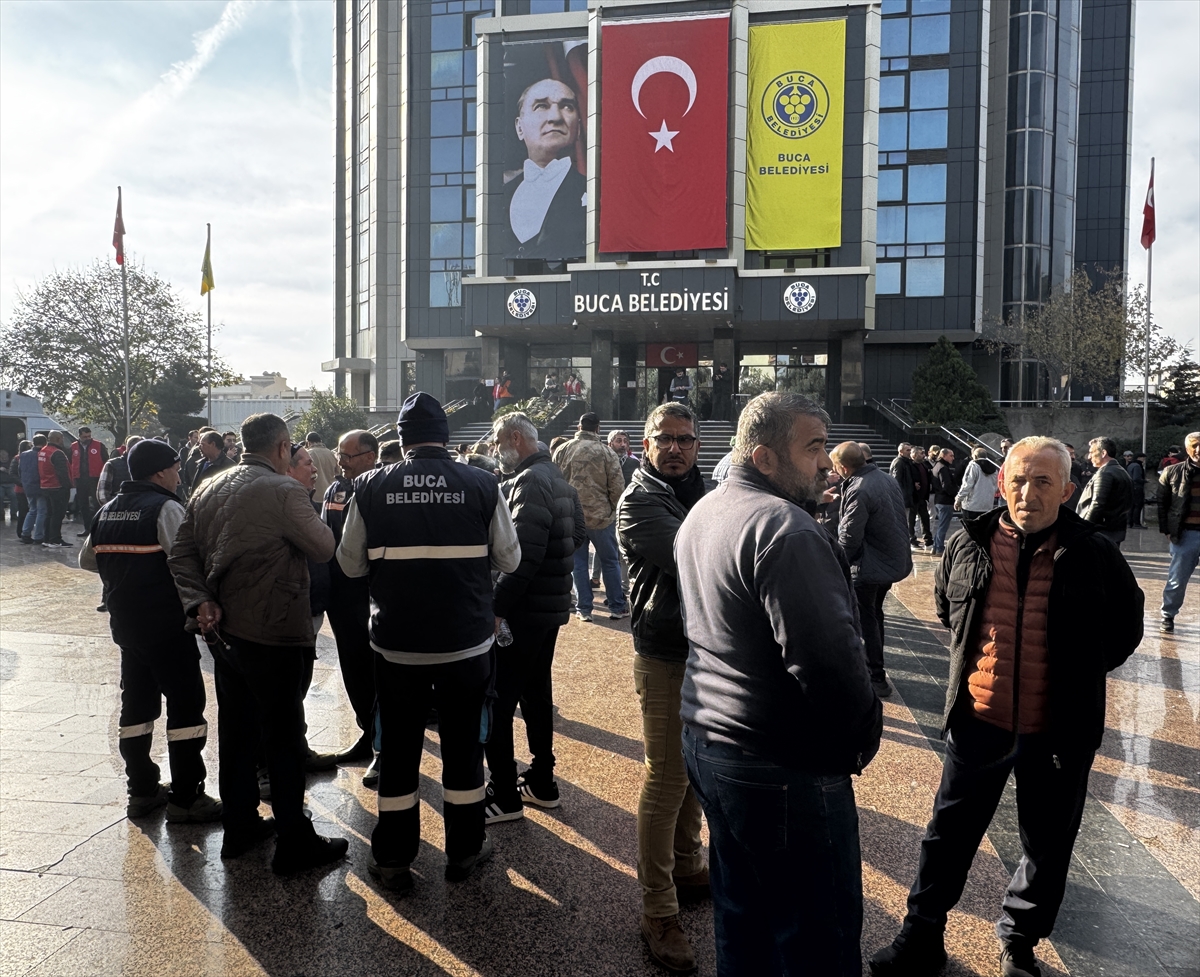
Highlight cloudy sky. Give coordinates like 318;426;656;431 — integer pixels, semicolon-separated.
1;1;1197;394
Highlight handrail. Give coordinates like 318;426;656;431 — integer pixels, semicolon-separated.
953;425;1004;461
870;398;913;431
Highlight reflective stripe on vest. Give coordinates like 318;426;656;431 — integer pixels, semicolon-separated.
366;543;489;561
92;543;164;555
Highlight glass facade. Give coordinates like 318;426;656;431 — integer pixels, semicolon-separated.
877;0;950;298
426;3;491;309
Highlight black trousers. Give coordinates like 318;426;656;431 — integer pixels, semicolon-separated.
117;631;208;804
212;637;313;841
373;651;491;867
485;622;560;791
905;714;1094;946
711;393;732;422
14;491;29;531
75;477;99;528
911;499;933;544
326;576;376;738
854;582;890;682
46;487;69;544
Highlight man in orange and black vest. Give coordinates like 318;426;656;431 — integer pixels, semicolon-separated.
870;437;1144;977
79;439;221;823
69;426;109;534
38;431;73;547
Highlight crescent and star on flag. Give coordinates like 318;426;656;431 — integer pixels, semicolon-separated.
631;56;696;153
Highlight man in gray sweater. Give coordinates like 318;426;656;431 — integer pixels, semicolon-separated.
675;393;882;977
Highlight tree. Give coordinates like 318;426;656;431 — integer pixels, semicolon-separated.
1120;281;1183;405
0;257;237;441
910;337;998;425
1159;356;1200;422
294;390;369;447
151;360;207;443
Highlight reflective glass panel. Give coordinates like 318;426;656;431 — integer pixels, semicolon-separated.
910;69;949;109
908;110;948;149
879;113;907;151
906;204;945;242
882;19;909;57
879;169;904;201
877;262;902;294
908;163;946;202
431;52;462;87
431;14;461;51
911;0;951;12
881;0;907;13
431;101;462;137
430;137;462;172
878;206;906;244
430;186;461;222
906;257;944;296
429;271;461;308
910;15;950;55
431;222;463;258
880;75;905;108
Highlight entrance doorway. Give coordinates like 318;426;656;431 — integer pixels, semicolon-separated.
738;343;828;410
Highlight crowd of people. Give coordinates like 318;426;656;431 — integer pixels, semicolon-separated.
32;392;1197;976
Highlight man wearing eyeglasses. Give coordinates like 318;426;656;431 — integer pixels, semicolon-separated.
321;429;381;779
616;403;709;973
169;413;346;875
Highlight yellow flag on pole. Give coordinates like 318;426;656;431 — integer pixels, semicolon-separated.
200;236;215;295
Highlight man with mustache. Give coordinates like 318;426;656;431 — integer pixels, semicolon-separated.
675;392;882;976
871;437;1143;977
505;77;585;260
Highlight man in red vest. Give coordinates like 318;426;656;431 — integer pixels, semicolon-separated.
38;431;73;547
69;426;109;535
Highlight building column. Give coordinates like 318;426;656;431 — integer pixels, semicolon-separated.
838;331;866;422
481;337;501;388
590;330;614;420
618;342;638;418
713;327;737;407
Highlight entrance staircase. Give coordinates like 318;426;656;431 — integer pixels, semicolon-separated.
449;418;896;481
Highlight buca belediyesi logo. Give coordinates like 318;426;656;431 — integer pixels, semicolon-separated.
507;288;536;319
762;71;830;139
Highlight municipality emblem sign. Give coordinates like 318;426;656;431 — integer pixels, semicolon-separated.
507;288;536;319
763;71;830;140
783;281;817;315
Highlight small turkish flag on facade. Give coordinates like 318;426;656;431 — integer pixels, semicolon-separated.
113;187;126;265
599;14;729;253
1140;159;1155;251
647;343;699;367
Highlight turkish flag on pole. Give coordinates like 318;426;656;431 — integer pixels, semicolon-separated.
1140;159;1155;250
599;14;729;253
112;186;126;265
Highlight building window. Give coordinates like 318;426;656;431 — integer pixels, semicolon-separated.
429;270;462;308
907;163;946;202
879;113;907;152
910;15;950;56
909;69;948;109
879;169;904;201
431;137;463;173
877;262;902;294
908;110;947;150
880;74;905;108
906;204;945;243
905;257;944;296
878;207;906;245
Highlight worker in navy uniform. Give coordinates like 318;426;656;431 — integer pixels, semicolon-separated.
79;439;221;823
321;429;381;784
337;392;521;894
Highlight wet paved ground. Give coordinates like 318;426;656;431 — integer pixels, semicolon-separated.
1;518;1196;976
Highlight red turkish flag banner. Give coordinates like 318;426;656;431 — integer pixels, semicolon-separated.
599;14;729;253
1140;159;1155;251
647;343;699;367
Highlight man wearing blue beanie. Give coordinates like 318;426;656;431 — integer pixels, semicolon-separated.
338;391;521;894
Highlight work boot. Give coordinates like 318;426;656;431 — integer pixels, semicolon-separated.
127;784;170;819
336;734;373;764
271;832;349;875
869;926;947;975
640;913;697;973
1000;942;1042;977
166;791;224;824
367;852;414;894
220;816;276;859
304;748;340;773
445;833;494;883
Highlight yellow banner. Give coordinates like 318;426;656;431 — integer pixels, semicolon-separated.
746;20;845;251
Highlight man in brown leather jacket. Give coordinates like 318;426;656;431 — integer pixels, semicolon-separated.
169;412;346;875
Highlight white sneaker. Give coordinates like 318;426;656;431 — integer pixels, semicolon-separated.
575;610;593;623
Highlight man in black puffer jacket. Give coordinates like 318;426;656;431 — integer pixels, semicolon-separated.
616;402;709;974
485;411;585;824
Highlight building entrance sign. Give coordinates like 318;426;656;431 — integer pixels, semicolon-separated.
570;265;736;323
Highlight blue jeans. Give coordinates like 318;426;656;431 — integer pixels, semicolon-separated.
933;503;955;553
1162;530;1200;621
682;726;864;977
573;522;627;615
24;494;48;542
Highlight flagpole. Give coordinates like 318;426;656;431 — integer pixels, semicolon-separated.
1142;157;1153;456
206;223;213;425
120;187;131;438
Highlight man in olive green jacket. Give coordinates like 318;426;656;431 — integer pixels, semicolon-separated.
169;413;346;875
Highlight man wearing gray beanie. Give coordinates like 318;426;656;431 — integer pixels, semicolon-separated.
80;439;222;824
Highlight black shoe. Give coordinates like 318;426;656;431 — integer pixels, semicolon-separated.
445;833;493;882
336;735;374;764
304;748;341;772
869;930;947;976
1160;618;1175;634
517;770;561;809
872;677;894;698
362;755;380;788
484;781;524;824
1000;942;1042;977
367;852;414;894
221;816;276;858
96;603;107;613
271;832;349;875
76;531;87;537
126;784;170;818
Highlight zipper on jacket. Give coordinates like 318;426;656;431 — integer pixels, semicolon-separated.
1011;534;1026;749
